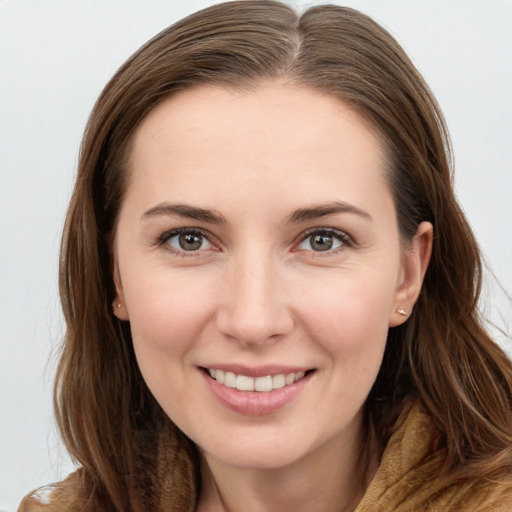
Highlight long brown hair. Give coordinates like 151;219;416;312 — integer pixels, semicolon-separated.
54;1;512;509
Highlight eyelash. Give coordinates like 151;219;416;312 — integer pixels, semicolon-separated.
295;228;353;255
156;227;354;256
157;227;215;257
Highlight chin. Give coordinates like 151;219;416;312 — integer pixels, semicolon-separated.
203;439;311;471
193;417;347;472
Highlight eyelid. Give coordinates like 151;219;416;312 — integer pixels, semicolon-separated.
293;227;354;253
154;226;353;256
156;227;219;255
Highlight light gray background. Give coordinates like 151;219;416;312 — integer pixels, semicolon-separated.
1;1;511;510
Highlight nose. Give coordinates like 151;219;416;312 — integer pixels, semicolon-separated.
216;251;294;347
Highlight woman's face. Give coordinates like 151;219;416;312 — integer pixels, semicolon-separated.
114;83;430;471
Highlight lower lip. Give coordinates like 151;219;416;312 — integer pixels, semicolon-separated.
201;370;313;416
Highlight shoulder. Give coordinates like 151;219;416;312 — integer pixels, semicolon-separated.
421;475;512;512
18;471;87;512
357;403;512;511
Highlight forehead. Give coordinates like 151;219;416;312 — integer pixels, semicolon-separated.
131;82;385;154
124;82;391;220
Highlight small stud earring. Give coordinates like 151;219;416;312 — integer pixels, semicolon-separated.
117;303;122;308
396;308;407;316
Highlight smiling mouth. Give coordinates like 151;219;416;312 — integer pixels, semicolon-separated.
204;368;314;393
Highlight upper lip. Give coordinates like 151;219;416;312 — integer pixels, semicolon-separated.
200;364;313;378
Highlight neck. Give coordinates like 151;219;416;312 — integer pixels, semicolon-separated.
196;416;375;512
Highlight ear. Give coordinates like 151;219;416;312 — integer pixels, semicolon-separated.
389;221;433;327
112;257;130;321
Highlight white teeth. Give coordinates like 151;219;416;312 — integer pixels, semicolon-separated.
294;371;305;382
272;374;286;389
207;369;308;392
236;375;254;391
255;375;272;392
224;371;236;388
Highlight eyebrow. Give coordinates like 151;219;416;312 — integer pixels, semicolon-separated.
141;203;228;224
286;201;372;223
141;200;372;225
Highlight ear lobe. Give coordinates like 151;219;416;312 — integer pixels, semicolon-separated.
389;221;433;327
112;259;130;321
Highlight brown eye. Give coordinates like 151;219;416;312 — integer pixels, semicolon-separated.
310;234;333;251
179;233;203;251
297;229;349;252
163;229;212;252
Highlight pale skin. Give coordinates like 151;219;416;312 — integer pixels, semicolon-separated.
113;82;433;511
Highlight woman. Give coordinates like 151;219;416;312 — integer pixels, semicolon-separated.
19;1;512;510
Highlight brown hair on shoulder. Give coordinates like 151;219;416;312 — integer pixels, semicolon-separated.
54;1;512;509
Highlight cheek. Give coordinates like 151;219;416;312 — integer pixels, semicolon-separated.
123;269;216;357
296;266;397;364
122;270;219;418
